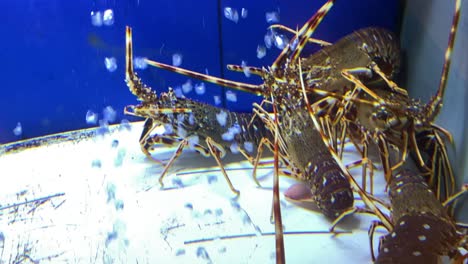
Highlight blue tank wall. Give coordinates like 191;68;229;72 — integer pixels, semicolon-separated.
0;0;399;143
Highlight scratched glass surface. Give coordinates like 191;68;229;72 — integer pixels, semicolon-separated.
1;0;466;263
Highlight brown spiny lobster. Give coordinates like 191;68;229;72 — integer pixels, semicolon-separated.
369;168;467;263
327;0;463;202
125;27;274;196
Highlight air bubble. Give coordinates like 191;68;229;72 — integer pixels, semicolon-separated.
164;124;174;134
230;142;240;154
224;7;239;23
175;249;186;256
134;57;148;70
188;135;199;150
104;57;117;72
177;114;185;124
216;111;228;127
119;119;131;131
172;53;183;67
86;110;98;125
230;200;241;210
222;131;234;141
228;123;241;134
225;91;237;102
194;83;206;95
241;8;248;18
264;30;274;49
177;125;187;138
203;209;213;216
114;148;126;167
215;208;223;216
213;95;222;105
184;203;193;210
91;159;102;168
106;183;116;202
274;34;288;50
114;200;124;210
188;114;196;125
172;177;184;188
103;9;114;26
103;106;117;123
182;80;193;94
257;45;266;59
244;141;254;153
90;11;103;27
218;246;227;253
208;175;218;184
290;38;299;52
105;231;118;246
241;61;251;77
13;122;22;136
97;120;109;135
173;87;184;98
265;11;280;23
241;8;249;19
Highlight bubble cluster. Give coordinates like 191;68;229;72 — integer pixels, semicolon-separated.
222;123;241;141
265;11;280;23
102;9;114;26
134;57;148;70
224;7;239;23
90;9;115;27
104;57;117;72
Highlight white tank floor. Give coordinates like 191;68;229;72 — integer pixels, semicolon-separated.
0;122;389;264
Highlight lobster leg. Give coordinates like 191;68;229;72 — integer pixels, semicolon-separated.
205;137;240;196
368;220;387;262
157;138;190;188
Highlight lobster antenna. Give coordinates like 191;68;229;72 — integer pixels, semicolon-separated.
271;0;334;72
428;0;461;119
144;59;264;96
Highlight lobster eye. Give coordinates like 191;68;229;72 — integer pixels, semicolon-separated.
374;107;390;121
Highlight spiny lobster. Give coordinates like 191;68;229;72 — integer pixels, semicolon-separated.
369;168;467;263
329;0;463;202
125;27;275;196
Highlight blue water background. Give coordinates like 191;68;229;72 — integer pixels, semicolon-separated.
0;0;399;143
